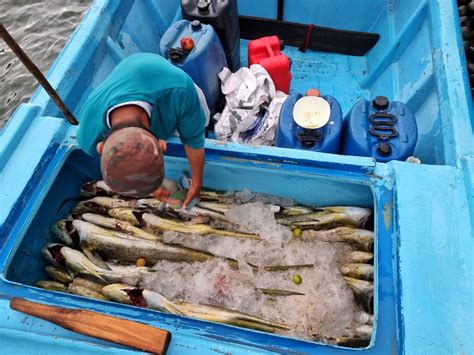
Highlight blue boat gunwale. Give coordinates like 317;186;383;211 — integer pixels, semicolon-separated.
0;143;396;353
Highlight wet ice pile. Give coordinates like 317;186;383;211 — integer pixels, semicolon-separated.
142;191;364;341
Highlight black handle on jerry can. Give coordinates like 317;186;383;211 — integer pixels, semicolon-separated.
296;129;323;148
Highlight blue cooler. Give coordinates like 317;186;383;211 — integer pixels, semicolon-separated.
341;96;418;162
160;20;227;116
275;93;343;153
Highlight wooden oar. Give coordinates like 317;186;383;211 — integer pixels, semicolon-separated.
0;23;78;125
10;297;171;354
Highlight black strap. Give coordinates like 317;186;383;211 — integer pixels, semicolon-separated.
239;16;379;56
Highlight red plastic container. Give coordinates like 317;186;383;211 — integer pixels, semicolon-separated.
248;35;292;93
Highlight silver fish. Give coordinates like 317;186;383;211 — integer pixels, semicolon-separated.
68;283;107;300
344;277;374;299
302;227;374;252
338;263;374;281
51;220;77;247
107;208;141;226
45;266;73;284
342;251;374;263
81;213;159;240
36;280;68;292
175;302;290;332
102;284;184;315
73;220;217;265
72;277;107;292
73;197;136;214
140;213;259;239
278;207;372;229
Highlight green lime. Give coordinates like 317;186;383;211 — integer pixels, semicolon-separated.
293;274;302;285
293;228;302;238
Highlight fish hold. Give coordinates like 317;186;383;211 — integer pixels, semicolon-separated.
302;227;374;252
36;280;68;292
338;263;374;281
45;266;73;284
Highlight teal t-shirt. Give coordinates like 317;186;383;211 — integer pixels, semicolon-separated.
77;53;205;155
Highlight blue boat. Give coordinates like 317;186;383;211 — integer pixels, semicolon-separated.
0;0;473;354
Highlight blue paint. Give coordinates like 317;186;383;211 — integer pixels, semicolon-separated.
0;0;472;353
341;97;417;162
160;20;227;115
275;93;343;153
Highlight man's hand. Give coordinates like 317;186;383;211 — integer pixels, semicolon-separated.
152;186;172;201
183;178;202;209
183;146;205;209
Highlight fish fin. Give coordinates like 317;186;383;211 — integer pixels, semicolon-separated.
83;248;111;270
159;295;186;316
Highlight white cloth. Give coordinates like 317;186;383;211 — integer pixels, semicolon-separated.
106;101;153;128
106;84;210;129
213;64;288;145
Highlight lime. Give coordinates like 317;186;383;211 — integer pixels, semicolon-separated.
293;274;302;285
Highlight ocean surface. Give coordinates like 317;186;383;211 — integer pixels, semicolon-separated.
0;0;91;128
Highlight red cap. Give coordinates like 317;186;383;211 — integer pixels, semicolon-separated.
306;88;320;97
100;127;164;197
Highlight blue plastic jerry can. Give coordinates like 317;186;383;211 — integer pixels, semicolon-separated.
160;20;227;117
341;96;418;162
275;93;343;153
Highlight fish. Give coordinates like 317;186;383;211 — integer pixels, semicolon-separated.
344;276;374;313
338;263;374;281
343;277;374;297
51;219;78;247
68;283;107;300
139;213;259;239
354;311;374;325
45;266;73;284
102;284;184;315
302;227;374;252
326;336;371;348
175;302;291;332
81;213;159;240
80;180;116;197
195;201;231;214
107;208;141;226
73;220;217;265
341;251;374;263
42;243;148;284
178;206;229;223
276;205;314;217
73;197;136;214
258;289;305;296
278;207;372;229
35;280;68;292
261;264;314;272
72;277;107;292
